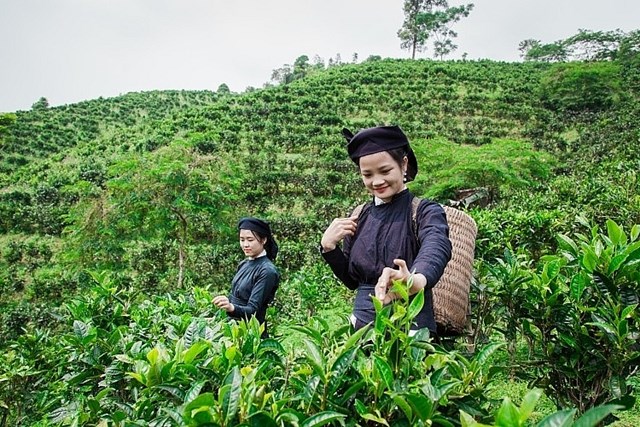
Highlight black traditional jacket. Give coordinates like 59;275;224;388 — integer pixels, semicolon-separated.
322;189;451;332
228;255;279;326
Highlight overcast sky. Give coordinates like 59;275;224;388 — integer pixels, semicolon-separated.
1;0;639;112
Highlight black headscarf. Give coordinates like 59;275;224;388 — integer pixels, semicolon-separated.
237;217;279;261
342;125;418;182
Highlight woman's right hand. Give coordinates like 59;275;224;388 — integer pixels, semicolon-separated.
213;295;235;313
320;216;358;252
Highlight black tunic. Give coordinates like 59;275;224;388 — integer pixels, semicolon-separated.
322;189;452;332
228;255;280;328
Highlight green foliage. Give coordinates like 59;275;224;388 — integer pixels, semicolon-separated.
398;0;474;59
540;62;623;112
0;112;16;143
3;270;625;426
520;29;634;63
31;97;49;111
519;39;569;62
618;30;640;94
273;263;352;327
63;141;238;289
1;49;640;426
461;388;623;427
473;208;565;262
411;137;554;201
473;249;532;361
491;218;640;413
271;55;315;85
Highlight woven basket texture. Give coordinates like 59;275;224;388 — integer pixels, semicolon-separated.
433;206;477;334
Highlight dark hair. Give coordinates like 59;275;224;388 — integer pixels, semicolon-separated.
386;147;408;166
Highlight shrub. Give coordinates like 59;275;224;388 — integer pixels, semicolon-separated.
540;62;622;111
518;218;640;413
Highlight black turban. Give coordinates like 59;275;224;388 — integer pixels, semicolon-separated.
342;125;418;182
237;217;278;261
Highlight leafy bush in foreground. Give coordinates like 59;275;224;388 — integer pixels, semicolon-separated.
477;218;640;414
2;271;628;426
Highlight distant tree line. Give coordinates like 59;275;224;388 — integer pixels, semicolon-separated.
267;0;475;87
519;28;640;62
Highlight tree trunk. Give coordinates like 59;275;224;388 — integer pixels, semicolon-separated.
177;243;185;289
172;207;188;289
412;35;417;60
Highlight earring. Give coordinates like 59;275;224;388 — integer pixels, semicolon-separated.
403;171;407;183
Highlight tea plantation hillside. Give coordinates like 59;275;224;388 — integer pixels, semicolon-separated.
0;57;638;426
0;60;549;315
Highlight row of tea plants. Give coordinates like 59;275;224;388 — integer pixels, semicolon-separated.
1;218;637;426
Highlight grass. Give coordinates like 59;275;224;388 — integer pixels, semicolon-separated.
488;378;557;424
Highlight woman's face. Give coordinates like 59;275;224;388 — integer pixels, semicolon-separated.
239;229;266;258
358;151;408;202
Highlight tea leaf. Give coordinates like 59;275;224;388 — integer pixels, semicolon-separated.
407;289;425;321
391;279;409;302
617;319;628;337
183;340;208;364
609;375;626;398
300;411;346;427
573;404;622;427
585;321;616;337
183;392;215;421
302;339;326;381
344;321;370;350
406;393;434;421
496;397;519;427
474;342;504;368
73;320;89;338
581;247;598;272
557;234;579;255
519;388;543;423
391;394;413;419
373;355;393;390
535;409;575;427
569;273;587;301
328;347;357;394
607;253;629;275
337;379;366;405
359;412;390;426
184;381;205;404
606;219;626;246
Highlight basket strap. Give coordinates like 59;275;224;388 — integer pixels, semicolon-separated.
351;202;366;219
411;196;420;238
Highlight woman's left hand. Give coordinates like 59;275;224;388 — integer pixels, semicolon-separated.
375;259;411;304
213;295;235;312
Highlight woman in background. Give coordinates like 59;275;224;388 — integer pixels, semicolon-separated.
320;125;451;337
213;217;280;337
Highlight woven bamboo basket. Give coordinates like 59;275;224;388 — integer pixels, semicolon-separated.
433;206;477;335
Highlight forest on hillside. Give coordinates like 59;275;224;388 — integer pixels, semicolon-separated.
0;30;639;427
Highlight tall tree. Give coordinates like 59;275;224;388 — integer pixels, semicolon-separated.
398;0;474;60
66;143;236;288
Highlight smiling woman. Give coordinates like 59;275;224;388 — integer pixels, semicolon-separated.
212;217;280;337
320;125;452;338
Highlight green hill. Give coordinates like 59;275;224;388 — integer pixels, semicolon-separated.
1;56;638;426
2;56;638;309
0;59;555;289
